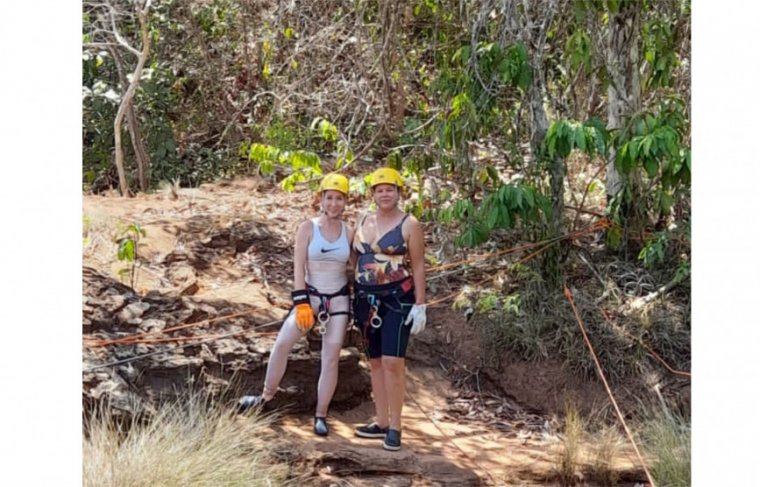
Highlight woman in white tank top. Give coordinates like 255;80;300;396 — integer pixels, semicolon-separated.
238;174;354;437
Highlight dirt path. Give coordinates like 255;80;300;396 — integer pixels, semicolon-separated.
83;178;645;486
266;360;643;486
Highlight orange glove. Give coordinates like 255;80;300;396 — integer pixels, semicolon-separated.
292;290;314;331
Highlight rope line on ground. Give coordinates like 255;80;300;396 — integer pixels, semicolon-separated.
82;318;282;372
427;218;609;273
84;307;280;347
563;285;656;487
427;235;564;308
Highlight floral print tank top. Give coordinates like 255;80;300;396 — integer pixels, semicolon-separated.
353;213;412;286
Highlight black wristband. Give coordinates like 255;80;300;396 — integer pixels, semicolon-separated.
292;289;309;306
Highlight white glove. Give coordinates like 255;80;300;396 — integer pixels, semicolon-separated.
405;304;427;335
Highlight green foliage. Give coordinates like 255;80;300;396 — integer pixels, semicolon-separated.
612;97;691;222
545;117;609;160
433;40;532;174
564;29;594;76
638;231;668;268
311;116;338;143
616;103;688;179
191;0;240;40
82;50;119;190
642;18;680;89
244;115;357;191
474;291;499;313
309;117;354;168
435;181;548;248
247;143;323;191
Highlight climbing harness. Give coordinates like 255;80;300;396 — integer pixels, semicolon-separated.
307;283;350;335
354;277;414;333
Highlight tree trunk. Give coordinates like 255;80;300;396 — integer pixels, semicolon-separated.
113;3;152;196
109;46;151;193
604;2;642;253
522;0;562;283
605;1;641;202
379;1;406;140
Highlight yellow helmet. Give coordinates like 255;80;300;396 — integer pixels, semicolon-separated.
319;173;349;195
369;167;404;189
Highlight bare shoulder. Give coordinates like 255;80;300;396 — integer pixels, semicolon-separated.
402;213;423;238
296;219;314;239
405;213;420;225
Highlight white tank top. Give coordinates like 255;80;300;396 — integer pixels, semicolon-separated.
306;218;349;293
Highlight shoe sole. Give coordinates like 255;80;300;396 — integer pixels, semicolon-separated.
355;431;388;439
382;442;401;451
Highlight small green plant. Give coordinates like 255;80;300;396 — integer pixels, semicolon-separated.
474;291;500;313
116;223;146;290
638;231;668;268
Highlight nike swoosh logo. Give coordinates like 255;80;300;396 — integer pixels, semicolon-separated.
321;248;339;253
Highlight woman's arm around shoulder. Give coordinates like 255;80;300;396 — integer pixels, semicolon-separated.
346;222;357;278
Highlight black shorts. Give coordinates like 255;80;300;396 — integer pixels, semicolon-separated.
353;279;415;358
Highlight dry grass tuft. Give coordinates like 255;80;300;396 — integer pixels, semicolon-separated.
588;424;624;486
640;403;691;487
554;399;584;486
83;394;290;487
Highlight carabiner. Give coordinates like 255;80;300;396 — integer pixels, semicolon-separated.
317;310;330;325
369;305;382;328
317;310;330;335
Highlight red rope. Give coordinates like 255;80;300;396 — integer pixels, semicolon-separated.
564;285;656;487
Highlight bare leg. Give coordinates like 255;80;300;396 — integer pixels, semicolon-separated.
315;313;348;417
382;356;406;430
261;311;303;400
369;357;390;427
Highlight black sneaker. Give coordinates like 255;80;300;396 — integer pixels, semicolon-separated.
383;429;402;451
354;422;389;439
237;395;268;414
314;417;329;437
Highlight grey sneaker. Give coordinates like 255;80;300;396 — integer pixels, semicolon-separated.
354;422;389;439
383;429;401;451
237;395;268;414
314;416;329;437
